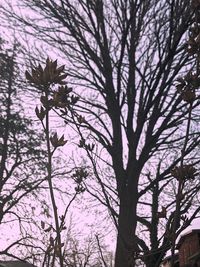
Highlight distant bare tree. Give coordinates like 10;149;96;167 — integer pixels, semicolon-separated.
0;40;46;260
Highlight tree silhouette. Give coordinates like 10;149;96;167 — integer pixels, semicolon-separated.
1;1;200;266
0;40;46;260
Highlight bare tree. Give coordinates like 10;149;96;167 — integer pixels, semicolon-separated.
1;1;200;266
0;39;47;261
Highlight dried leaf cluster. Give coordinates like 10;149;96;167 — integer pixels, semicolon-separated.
25;58;67;86
171;164;197;181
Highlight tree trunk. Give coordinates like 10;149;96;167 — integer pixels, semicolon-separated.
115;188;138;267
144;255;162;267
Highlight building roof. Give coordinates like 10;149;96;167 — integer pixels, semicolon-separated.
162;253;179;264
0;261;36;267
176;229;200;249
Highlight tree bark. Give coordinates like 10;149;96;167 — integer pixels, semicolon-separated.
115;186;138;267
144;253;163;267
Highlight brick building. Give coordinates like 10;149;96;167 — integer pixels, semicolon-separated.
177;229;200;267
161;229;200;267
